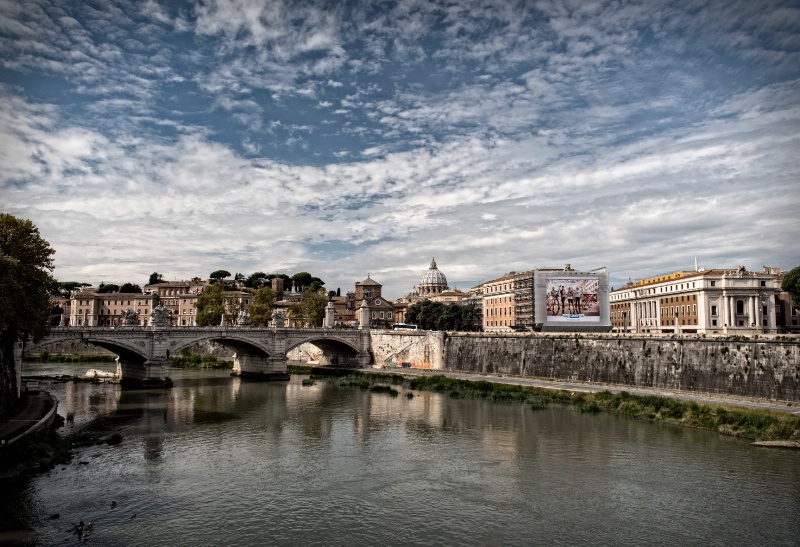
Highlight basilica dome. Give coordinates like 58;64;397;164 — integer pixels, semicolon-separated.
419;257;448;296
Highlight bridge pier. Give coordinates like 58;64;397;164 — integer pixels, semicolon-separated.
118;357;173;389
231;353;290;381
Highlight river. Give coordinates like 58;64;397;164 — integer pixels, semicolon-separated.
3;362;799;546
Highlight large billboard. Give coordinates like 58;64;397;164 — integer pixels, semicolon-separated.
544;276;600;323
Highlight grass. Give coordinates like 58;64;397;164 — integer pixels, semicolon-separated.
169;353;232;369
321;372;800;442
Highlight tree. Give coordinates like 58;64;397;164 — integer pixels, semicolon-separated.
405;300;481;332
244;271;269;289
210;270;231;282
195;283;246;326
148;272;165;285
248;287;276;327
55;281;90;297
1;214;58;417
289;289;328;327
97;283;120;293
119;283;142;293
783;266;800;310
290;272;325;292
195;283;226;326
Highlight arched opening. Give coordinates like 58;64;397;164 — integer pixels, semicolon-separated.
736;300;745;315
286;337;362;367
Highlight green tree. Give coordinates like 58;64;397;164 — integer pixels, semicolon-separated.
290;289;328;327
195;283;226;326
119;283;142;293
196;283;247;326
783;266;800;309
248;287;276;327
244;271;269;289
210;270;231;283
97;283;120;293
405;300;480;331
148;272;165;285
291;272;325;292
1;214;58;417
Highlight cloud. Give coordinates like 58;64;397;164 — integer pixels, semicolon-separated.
1;0;799;297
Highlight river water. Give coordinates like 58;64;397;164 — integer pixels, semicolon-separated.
3;362;799;546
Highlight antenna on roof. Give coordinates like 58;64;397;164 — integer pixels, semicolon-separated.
695;257;698;272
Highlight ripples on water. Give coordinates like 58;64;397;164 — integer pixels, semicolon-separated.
5;363;800;546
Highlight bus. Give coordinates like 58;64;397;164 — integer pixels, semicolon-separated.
391;323;418;331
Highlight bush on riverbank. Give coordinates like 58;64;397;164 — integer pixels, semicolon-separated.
23;351;115;363
323;372;800;442
288;364;314;374
169;352;232;369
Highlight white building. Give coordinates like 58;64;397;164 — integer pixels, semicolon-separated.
610;266;779;334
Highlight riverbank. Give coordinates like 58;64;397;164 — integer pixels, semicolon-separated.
0;393;71;477
23;351;115;363
324;369;800;443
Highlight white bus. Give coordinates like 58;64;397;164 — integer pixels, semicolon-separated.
391;323;418;331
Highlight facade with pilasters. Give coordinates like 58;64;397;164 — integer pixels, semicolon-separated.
610;266;779;334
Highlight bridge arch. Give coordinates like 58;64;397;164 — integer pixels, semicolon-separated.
29;332;149;365
284;333;368;367
169;333;272;360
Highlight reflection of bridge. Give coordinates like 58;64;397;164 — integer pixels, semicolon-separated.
31;327;373;387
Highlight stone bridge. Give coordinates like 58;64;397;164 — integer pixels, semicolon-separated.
30;326;373;387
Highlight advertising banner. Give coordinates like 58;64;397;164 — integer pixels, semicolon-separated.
545;277;600;322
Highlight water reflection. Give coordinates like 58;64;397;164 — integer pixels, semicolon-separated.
10;363;800;546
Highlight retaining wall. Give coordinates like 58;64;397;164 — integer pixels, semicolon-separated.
371;332;800;401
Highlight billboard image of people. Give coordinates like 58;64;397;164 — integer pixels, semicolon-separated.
545;276;600;322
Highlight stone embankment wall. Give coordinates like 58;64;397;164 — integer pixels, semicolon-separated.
371;332;800;401
370;331;445;369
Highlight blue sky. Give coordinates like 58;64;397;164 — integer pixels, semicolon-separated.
1;0;799;298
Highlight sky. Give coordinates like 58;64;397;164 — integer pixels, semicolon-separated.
1;0;799;299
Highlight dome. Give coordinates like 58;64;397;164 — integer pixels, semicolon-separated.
419;258;448;296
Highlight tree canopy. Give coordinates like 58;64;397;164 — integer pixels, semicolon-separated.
195;283;245;326
119;283;142;293
148;272;165;285
289;289;328;327
248;287;276;327
0;214;58;342
291;271;325;293
97;283;120;293
55;281;91;297
210;270;231;281
244;271;270;289
782;266;800;310
405;300;482;332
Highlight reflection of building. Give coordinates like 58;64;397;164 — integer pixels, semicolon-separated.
609;266;781;334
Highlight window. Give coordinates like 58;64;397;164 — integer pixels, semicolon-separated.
712;319;717;326
710;281;716;287
379;311;384;319
372;311;377;319
736;300;744;315
711;305;717;316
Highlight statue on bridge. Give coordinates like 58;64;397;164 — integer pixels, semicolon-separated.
121;308;140;327
271;309;286;328
236;310;251;326
151;304;172;327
